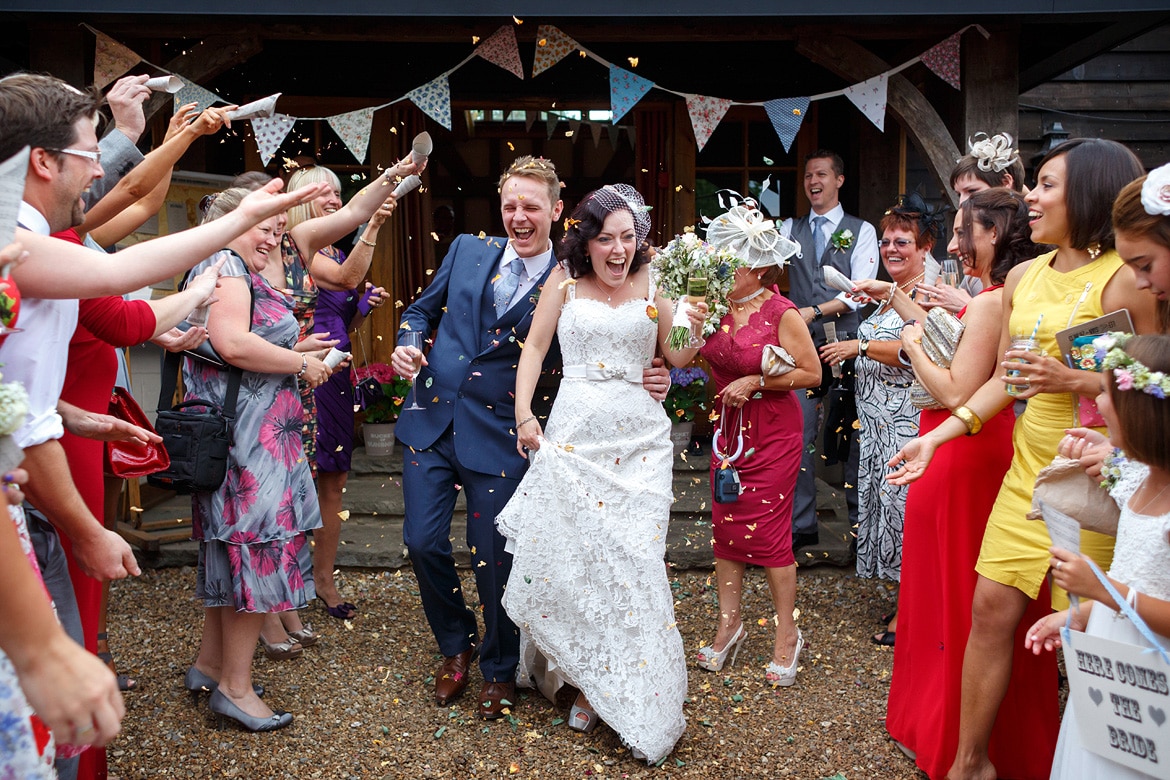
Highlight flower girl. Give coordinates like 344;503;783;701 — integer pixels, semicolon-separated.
1025;332;1170;779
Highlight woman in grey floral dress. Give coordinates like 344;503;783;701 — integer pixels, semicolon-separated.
182;188;332;732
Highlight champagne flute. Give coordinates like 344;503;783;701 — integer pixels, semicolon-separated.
402;331;425;411
940;257;962;289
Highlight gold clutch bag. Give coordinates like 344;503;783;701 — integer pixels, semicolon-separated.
910;308;966;410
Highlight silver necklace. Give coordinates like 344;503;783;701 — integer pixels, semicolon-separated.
730;287;766;304
1134;480;1170;515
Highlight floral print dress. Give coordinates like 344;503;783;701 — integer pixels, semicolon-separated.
183;251;321;613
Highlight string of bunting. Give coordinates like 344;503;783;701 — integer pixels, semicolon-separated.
86;21;986;166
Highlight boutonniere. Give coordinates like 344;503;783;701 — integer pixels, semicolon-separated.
646;304;659;323
528;284;543;306
829;228;854;252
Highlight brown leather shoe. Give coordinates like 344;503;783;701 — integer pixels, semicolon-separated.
477;681;516;720
434;646;477;705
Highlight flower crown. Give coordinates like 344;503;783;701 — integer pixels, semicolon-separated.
1094;332;1170;399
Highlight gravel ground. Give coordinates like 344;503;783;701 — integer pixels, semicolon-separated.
105;564;923;779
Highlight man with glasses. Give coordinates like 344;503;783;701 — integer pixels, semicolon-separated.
780;150;878;550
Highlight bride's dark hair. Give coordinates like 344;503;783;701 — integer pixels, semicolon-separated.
558;188;651;279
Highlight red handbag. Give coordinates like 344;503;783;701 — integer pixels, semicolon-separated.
103;386;171;478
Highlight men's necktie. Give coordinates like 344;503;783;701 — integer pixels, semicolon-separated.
811;215;828;260
494;258;524;317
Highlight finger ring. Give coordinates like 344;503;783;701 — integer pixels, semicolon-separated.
1055;561;1063;571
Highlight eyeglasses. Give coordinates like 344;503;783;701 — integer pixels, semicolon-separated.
878;238;915;248
47;147;102;166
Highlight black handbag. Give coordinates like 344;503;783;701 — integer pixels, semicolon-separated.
148;271;252;494
147;351;242;495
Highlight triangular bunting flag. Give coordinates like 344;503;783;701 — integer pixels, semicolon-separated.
524;110;537;132
328;107;376;163
532;24;580;78
546;114;559;139
173;77;223;114
93;32;141;90
844;73;888;132
608;125;622;152
250;114;295;166
568;119;581;141
921;31;962;90
685;94;731;152
407;75;452;130
609;64;654;124
763;97;810;153
475;26;523;80
589;121;603;148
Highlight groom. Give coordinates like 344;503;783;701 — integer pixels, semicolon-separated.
393;157;669;718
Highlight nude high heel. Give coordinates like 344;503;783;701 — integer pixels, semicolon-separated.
696;623;747;672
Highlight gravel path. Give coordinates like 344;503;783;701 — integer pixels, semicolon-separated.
106;564;922;779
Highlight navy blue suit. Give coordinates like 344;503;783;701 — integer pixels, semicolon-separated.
396;233;558;682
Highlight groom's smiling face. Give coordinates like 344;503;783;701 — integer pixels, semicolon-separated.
500;174;563;258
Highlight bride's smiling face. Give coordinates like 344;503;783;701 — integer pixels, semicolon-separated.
587;210;637;291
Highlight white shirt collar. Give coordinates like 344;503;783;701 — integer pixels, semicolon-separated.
18;200;50;236
811;203;845;229
501;240;555;282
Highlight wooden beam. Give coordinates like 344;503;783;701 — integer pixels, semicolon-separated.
963;26;1019;145
1018;13;1170;91
795;34;962;208
143;33;263;122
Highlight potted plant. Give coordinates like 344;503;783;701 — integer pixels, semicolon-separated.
663;366;709;455
352;362;412;457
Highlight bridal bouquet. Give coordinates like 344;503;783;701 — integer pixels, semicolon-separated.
0;370;28;473
651;230;740;350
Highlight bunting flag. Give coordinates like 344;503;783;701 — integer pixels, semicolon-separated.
609;64;654;123
407;75;452;130
545;113;559;139
568;119;581;140
921;30;962;90
250;114;296;166
328;107;376;163
173;77;223;114
524;110;537;132
763;96;810;153
475;26;524;79
532;24;580;77
608;125;622;152
685;94;731;152
93;32;141;90
844;73;888;132
589;121;603;147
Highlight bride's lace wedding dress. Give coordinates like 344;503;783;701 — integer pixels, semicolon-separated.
497;282;687;763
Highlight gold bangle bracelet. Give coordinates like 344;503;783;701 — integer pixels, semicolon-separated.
951;405;983;436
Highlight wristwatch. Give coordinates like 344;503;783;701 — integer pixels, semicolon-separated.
858;338;869;358
758;374;766;388
812;304;824;321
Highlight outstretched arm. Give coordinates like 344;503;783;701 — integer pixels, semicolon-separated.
13;179;328;299
514;266;568;456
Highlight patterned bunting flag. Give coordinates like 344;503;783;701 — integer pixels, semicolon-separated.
532;24;580;77
93;32;141;90
475;26;524;80
408;76;452;130
328;107;376;163
609;64;654;123
685;94;731;151
173;78;223;114
250;114;295;166
844;73;888;132
763;96;810;153
921;31;962;90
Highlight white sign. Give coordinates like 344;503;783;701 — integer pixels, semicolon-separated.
1062;627;1170;775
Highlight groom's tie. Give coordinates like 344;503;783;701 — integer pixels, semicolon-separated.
494;258;523;317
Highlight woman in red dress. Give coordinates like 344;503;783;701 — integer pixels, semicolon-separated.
859;189;1054;778
695;200;822;686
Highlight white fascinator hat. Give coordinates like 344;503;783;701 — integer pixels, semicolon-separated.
704;193;800;270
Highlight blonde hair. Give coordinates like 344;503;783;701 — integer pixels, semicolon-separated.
286;165;342;230
498;155;560;205
200;187;249;224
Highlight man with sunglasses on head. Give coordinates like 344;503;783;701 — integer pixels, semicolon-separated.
780;150;878;550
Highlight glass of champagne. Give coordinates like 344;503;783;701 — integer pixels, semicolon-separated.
686;276;708;348
402;331;425;411
940;257;962;289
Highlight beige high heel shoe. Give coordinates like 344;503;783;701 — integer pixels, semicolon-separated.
695;623;747;672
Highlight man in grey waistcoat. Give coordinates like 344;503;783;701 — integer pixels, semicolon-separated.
780;150;878;549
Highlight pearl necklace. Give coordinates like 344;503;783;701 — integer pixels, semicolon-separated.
731;287;766;306
897;271;925;294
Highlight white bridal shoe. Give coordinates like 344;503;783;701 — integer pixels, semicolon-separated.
764;629;804;687
696;622;747;672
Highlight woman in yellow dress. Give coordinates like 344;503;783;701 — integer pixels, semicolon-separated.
887;138;1159;780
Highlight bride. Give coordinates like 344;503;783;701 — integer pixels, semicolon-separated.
497;184;705;763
